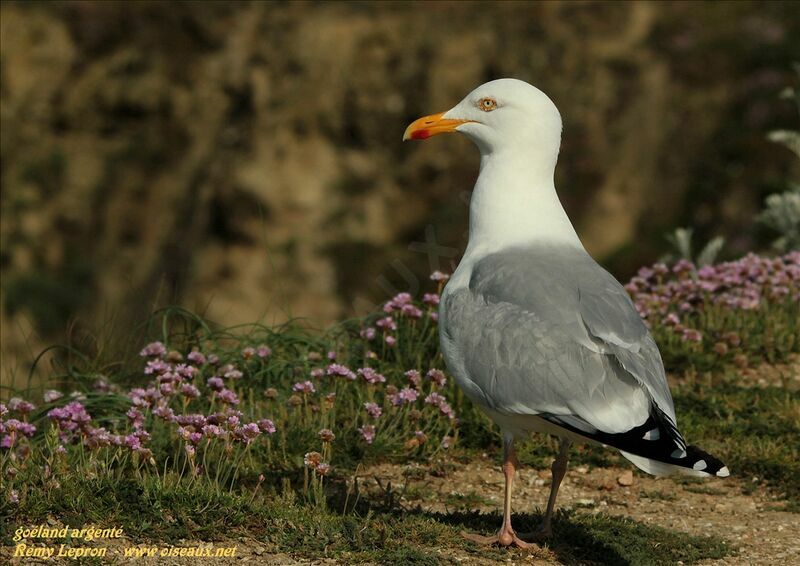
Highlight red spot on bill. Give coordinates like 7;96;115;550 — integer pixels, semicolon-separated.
411;129;431;140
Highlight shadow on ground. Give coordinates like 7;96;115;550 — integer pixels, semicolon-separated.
417;508;731;565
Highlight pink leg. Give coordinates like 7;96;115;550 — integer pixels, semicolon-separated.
526;438;571;539
462;434;533;549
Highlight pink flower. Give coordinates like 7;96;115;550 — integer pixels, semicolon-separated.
663;313;680;326
422;293;440;306
257;419;276;434
405;370;422;388
180;383;200;399
256;345;272;358
384;292;413;312
364;402;382;419
310;368;324;378
124;434;142;450
202;424;225;439
3;419;36;438
425;392;456;419
187;351;206;365
358;425;376;444
242;347;256;359
637;266;655;280
144;359;170;375
152;405;175;421
139;341;167;358
43;390;63;403
376;316;397;331
385;335;397;347
392;387;418;406
217;389;240;405
357;367;386;384
318;428;336;442
47;401;92;438
8;397;35;415
673;259;695;274
237;423;261;442
175;414;207;428
304;451;323;468
360;327;377;340
681;329;703;343
207;377;224;391
174;364;197;379
430;271;450;282
222;365;243;380
439;402;455;419
327;364;356;380
126;407;144;429
426;369;447;388
293;381;316;394
128;387;159;408
425;392;446;407
401;304;423;318
393;292;413;305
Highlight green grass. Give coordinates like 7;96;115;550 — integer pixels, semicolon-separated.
673;383;800;504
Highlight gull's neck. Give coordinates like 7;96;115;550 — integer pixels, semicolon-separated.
463;148;584;260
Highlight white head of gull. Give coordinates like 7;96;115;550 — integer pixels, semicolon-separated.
406;79;579;259
404;78;729;549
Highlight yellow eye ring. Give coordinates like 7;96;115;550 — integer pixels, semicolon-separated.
478;98;497;112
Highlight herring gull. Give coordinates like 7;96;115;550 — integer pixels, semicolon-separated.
403;78;728;548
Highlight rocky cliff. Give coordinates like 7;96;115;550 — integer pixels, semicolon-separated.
1;1;798;382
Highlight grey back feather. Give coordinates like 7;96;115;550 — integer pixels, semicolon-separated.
440;245;680;439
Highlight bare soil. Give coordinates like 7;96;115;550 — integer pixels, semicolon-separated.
359;457;799;565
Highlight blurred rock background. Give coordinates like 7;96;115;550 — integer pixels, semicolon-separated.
1;1;799;384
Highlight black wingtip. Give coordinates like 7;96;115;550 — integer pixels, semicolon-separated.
679;445;729;477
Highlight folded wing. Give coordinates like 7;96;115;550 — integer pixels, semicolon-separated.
441;244;684;449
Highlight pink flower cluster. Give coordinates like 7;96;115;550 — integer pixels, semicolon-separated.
1;340;283;470
626;252;800;342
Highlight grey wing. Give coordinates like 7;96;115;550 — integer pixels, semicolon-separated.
441;245;680;440
576;263;680;431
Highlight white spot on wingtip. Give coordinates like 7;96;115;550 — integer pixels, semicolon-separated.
693;459;707;471
643;428;660;441
671;449;687;459
716;466;730;478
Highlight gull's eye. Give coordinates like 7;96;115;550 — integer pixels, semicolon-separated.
478;97;498;112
